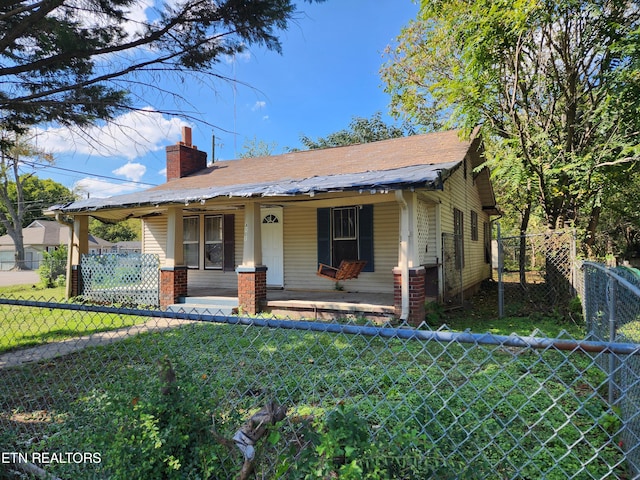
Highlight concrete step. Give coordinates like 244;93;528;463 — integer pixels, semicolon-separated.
167;296;239;316
179;296;238;306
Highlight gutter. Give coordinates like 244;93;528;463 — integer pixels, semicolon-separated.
395;190;410;321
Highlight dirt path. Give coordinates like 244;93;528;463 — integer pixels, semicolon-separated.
0;318;195;369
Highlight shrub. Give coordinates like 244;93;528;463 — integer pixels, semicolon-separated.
38;245;67;287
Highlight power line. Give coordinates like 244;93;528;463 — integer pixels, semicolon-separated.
20;160;159;187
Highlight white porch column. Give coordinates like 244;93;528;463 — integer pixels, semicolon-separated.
394;191;425;325
69;215;88;297
241;202;263;267
71;216;89;265
165;206;184;267
160;206;187;309
237;202;267;315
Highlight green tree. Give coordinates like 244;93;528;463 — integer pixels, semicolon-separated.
0;135;73;269
1;176;75;235
89;218;141;243
0;0;324;137
238;136;279;158
382;0;640;251
299;112;414;150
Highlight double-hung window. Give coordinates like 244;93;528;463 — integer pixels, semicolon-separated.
183;217;199;268
183;214;235;270
453;208;465;270
205;215;223;269
471;210;478;241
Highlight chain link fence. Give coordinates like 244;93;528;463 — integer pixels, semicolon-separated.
1;295;639;479
497;229;577;317
580;261;640;471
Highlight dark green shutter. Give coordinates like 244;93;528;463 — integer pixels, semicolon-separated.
223;214;235;272
359;204;374;272
317;208;331;267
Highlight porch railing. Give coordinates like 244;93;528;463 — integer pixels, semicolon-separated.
80;253;160;306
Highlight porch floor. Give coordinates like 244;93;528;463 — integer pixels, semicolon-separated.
182;287;396;321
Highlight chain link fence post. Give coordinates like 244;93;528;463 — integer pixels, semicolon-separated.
609;277;618;405
497;222;504;318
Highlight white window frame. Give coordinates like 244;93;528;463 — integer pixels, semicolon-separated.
183;216;200;269
204;215;223;270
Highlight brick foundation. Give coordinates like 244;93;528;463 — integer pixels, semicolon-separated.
237;266;267;315
393;266;426;326
159;267;188;308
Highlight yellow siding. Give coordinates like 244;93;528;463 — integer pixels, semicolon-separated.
142;211;243;291
283;202;398;293
435;156;492;294
142;216;167;264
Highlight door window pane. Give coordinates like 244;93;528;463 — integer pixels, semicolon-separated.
333;207;357;240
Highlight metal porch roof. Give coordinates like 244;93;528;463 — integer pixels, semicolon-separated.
48;162;460;220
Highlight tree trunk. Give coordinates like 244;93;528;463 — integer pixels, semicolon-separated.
7;224;26;270
584;205;601;259
518;202;531;287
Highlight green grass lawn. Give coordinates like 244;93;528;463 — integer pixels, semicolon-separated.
0;283;66;301
0;294;628;479
0;285;148;354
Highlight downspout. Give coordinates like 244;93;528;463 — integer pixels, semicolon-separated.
54;213;74;299
395;190;410;321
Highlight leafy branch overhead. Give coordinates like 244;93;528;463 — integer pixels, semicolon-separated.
382;0;640;254
0;0;324;133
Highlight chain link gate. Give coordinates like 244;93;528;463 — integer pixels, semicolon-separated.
497;228;577;317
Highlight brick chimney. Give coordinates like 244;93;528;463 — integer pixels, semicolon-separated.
166;126;207;181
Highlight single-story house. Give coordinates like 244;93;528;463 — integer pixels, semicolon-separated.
48;127;499;325
0;220;112;270
111;241;142;254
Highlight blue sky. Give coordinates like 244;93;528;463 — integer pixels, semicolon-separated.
31;1;420;199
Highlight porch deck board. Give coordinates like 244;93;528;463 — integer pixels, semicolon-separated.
186;287;394;307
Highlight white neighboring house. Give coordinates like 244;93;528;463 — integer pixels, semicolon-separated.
112;241;142;254
0;220;112;270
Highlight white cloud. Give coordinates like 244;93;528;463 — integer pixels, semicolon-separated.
113;162;147;182
252;100;266;111
59;0;155;43
222;50;251;64
73;177;143;199
158;167;167;176
34;108;187;161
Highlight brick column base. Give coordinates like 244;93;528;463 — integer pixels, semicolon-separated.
160;266;188;309
237;266;267;315
71;265;81;297
393;266;426;326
